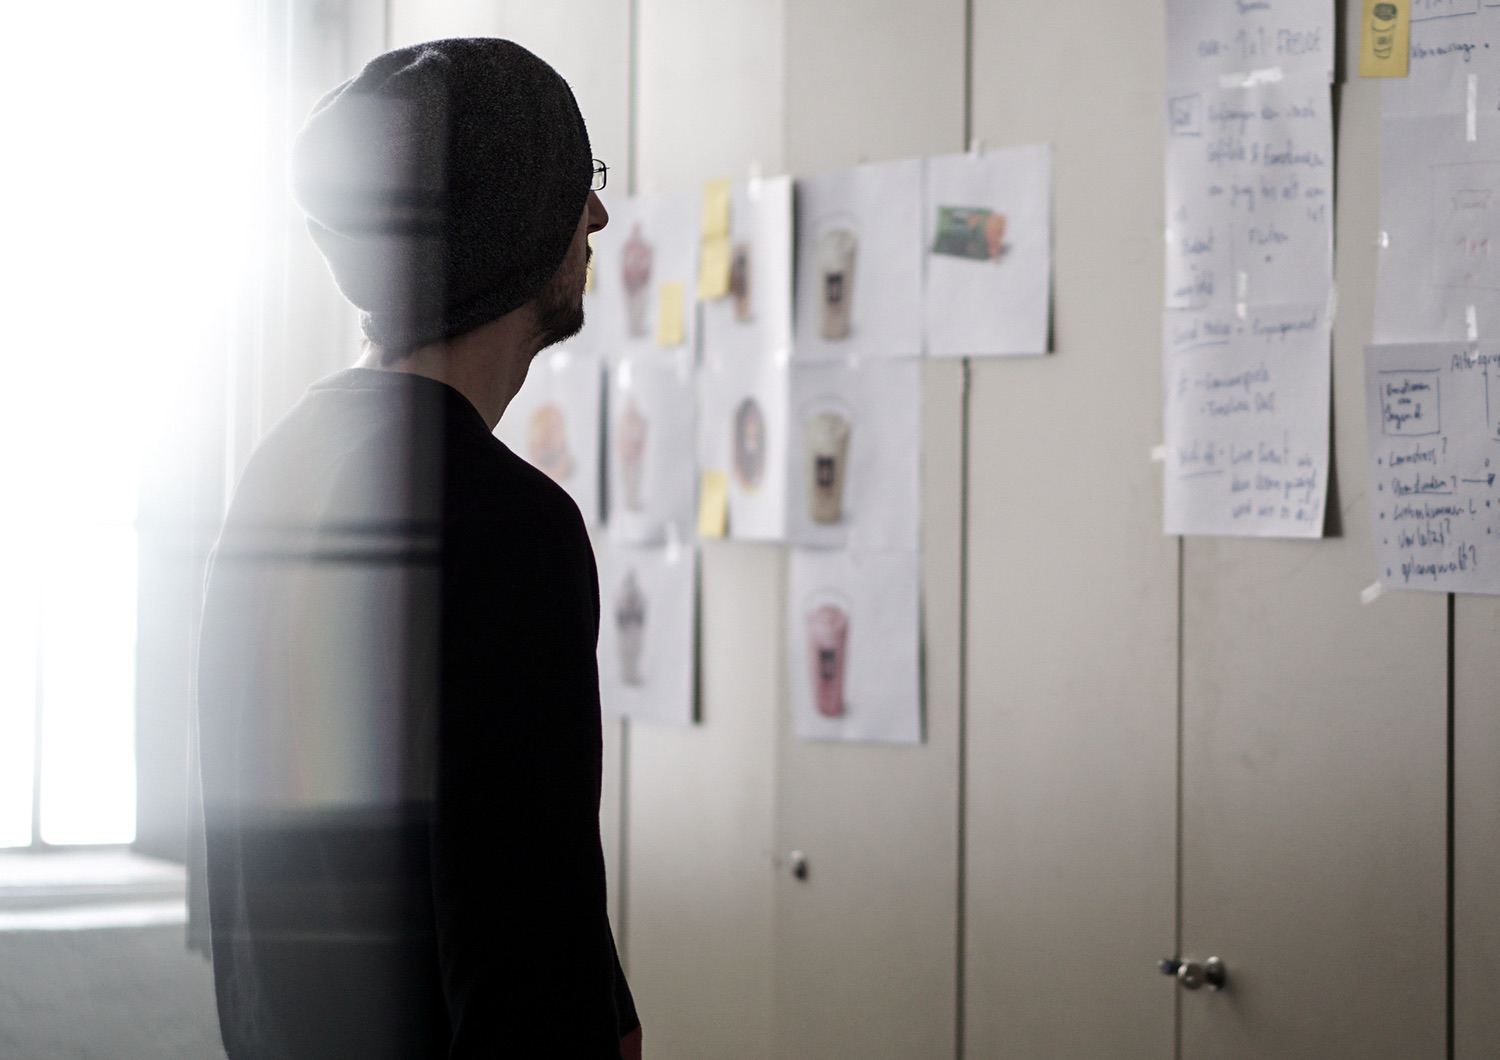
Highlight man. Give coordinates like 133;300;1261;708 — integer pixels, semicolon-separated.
196;38;640;1058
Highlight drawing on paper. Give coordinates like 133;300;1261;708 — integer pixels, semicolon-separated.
1370;3;1399;59
1168;93;1202;137
621;223;654;337
615;570;647;686
931;205;1008;262
805;597;849;718
729;243;752;321
525;402;574;483
616;398;649;511
732;396;766;491
803;407;852;524
816;226;857;340
1431;161;1500;291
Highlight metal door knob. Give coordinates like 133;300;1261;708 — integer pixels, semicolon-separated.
1159;956;1226;991
787;850;809;881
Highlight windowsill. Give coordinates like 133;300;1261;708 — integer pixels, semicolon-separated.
0;848;187;932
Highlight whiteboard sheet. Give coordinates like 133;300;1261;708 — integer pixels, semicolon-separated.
1164;0;1334;89
923;146;1052;357
494;348;602;526
700;175;793;360
787;548;921;746
1364;342;1500;595
698;347;790;542
1163;302;1330;537
793;159;924;360
606;349;697;544
1376;7;1500;343
596;537;697;725
576;192;698;360
785;358;922;552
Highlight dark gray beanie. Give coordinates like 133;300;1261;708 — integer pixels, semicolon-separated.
291;38;592;351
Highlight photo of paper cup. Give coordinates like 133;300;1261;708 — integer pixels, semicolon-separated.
730;243;752;321
616;570;647;686
804;409;851;524
806;600;850;718
526;402;574;483
732;396;766;491
1371;2;1398;60
932;206;1007;261
622;224;654;338
817;228;857;340
616;398;649;511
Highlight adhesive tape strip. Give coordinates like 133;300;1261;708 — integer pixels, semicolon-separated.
1468;74;1479;143
1467;304;1479;342
1150;444;1169;464
1360;581;1385;606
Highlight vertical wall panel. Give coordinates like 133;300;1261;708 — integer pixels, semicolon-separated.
626;3;785;1055
1456;599;1500;1058
779;3;966;1056
964;2;1180;1055
1177;77;1448;1056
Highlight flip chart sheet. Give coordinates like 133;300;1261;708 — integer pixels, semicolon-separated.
1364;341;1500;594
1162;0;1334;537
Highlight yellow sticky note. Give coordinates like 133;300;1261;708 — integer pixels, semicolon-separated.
697;235;732;300
655;281;685;346
698;470;729;538
1359;0;1408;78
584;233;596;293
701;179;731;239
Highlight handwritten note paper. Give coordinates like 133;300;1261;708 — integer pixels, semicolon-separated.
1163;303;1330;536
1365;342;1500;594
1162;0;1334;538
1375;4;1500;344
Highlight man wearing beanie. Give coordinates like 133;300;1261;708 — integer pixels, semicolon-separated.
196;39;640;1058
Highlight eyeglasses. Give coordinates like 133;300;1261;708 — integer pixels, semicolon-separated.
591;159;608;192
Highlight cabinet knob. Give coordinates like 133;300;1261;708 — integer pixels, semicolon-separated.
1160;956;1226;991
788;850;809;881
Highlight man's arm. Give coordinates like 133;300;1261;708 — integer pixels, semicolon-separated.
432;517;623;1056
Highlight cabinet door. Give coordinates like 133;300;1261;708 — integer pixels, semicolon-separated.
964;1;1181;1055
1177;82;1447;1058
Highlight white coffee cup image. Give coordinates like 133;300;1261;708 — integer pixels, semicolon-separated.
803;404;852;525
817;227;857;341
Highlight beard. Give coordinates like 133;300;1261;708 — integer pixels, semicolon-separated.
533;243;589;351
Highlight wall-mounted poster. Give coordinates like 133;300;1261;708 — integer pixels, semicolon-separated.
924;145;1052;357
698;347;790;541
576;191;698;359
786;358;922;552
596;537;697;725
793;158;924;361
607;349;697;544
494;347;602;526
787;547;921;745
700;175;793;360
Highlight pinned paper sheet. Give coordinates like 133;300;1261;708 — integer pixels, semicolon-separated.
701;179;731;238
655;281;685;346
697;469;729;538
1359;0;1408;79
698;235;732;299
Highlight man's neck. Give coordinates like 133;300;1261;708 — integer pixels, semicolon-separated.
358;311;544;431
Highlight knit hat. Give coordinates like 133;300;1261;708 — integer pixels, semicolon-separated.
291;38;593;351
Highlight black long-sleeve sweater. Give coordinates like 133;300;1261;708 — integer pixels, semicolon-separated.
197;367;636;1058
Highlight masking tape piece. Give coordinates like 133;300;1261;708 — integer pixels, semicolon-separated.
1467;304;1478;342
1468;74;1478;142
1150;445;1169;464
1360;581;1386;605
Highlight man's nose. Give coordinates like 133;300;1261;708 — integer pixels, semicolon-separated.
588;191;609;233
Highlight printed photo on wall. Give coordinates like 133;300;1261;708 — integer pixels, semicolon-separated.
700;175;793;360
574;191;698;359
923;145;1052;357
596;537;697;726
787;548;921;745
607;349;697;544
698;348;789;541
793;158;924;361
494;348;603;525
786;358;921;552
